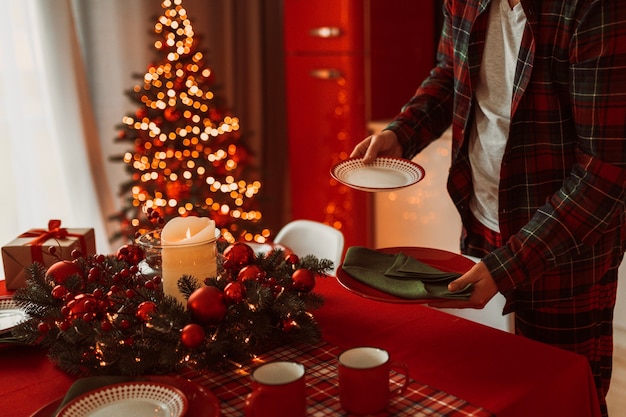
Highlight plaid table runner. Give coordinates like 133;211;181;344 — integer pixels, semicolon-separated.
180;342;494;416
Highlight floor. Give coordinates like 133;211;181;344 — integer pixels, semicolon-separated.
608;339;626;417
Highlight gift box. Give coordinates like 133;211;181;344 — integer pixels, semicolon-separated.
1;220;96;290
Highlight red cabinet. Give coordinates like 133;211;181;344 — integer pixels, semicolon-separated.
283;0;436;251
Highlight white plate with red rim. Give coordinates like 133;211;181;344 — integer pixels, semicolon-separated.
57;382;188;417
331;157;425;192
0;296;28;335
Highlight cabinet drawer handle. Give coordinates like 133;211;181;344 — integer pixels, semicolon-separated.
308;26;342;38
309;69;343;80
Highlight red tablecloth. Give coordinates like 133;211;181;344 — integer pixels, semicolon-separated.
314;277;601;417
180;341;493;416
0;277;601;417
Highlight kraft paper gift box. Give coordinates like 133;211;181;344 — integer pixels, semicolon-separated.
1;220;96;290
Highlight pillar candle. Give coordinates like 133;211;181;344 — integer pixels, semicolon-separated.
161;216;217;305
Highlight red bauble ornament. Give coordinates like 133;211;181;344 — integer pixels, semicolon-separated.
116;244;144;266
187;286;227;325
291;268;316;292
223;243;255;269
47;260;83;284
135;108;147;119
136;301;157;322
181;324;206;349
224;281;246;304
285;253;300;265
164;107;181;122
237;265;264;283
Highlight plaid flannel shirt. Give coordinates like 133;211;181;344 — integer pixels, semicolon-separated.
387;0;626;312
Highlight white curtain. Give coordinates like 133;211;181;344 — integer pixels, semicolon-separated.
0;0;112;258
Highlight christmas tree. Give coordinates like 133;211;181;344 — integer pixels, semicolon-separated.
111;0;268;244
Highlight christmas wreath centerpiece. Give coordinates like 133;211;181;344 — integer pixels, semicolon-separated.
11;239;332;376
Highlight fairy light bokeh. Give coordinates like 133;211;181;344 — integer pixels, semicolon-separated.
116;0;269;243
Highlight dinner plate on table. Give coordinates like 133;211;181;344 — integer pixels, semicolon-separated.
33;376;221;417
336;247;476;304
0;296;28;335
57;381;188;417
330;157;425;192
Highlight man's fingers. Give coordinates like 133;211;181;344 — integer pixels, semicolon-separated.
448;278;466;293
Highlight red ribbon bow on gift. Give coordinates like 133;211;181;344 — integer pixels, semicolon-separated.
19;219;81;264
19;219;69;246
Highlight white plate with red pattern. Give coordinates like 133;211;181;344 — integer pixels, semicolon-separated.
0;296;28;335
57;382;188;417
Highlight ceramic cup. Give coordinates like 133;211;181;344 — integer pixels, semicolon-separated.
338;346;409;415
244;361;306;417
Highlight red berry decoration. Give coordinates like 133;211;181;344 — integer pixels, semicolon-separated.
37;322;50;334
116;244;144;266
181;324;206;349
187;286;227;325
136;301;157;322
291;268;316;292
101;321;113;332
46;260;83;284
223;243;255;269
224;281;246;304
237;265;264;282
51;284;68;299
67;293;98;321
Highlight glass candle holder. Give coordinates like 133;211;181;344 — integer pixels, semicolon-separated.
135;229;164;279
136;229;218;305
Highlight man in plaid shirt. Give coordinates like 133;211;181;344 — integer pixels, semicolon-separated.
351;0;626;414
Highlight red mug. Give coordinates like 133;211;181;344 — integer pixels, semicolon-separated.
338;346;409;415
244;361;306;417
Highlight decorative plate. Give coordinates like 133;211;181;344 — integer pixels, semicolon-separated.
331;157;425;192
57;382;188;417
143;376;221;417
0;296;28;335
336;247;475;304
31;376;220;417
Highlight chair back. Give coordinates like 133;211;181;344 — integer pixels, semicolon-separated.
273;219;345;274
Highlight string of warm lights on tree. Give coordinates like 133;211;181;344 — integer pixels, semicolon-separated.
111;0;268;244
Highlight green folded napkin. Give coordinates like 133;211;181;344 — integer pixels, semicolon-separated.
341;246;472;300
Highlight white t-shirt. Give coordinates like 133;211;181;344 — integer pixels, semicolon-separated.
468;0;526;232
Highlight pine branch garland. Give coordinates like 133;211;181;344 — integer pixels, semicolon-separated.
9;242;332;376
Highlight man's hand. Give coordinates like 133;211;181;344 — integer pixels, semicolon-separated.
350;130;403;163
428;261;498;309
